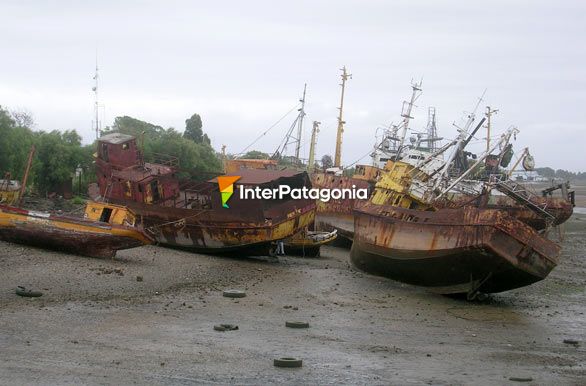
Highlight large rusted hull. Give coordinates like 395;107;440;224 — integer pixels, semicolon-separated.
351;202;560;294
123;200;316;256
0;205;151;258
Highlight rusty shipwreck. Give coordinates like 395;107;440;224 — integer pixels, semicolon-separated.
350;115;565;296
0;201;152;258
93;133;315;255
311;80;572;247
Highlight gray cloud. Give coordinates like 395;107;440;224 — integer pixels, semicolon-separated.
1;0;584;171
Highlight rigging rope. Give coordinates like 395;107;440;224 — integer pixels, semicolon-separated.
236;103;301;157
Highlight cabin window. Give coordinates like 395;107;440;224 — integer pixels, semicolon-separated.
99;207;113;223
122;143;129;150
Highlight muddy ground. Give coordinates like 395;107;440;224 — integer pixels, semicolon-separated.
1;214;585;385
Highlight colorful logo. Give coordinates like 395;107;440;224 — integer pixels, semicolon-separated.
217;176;241;208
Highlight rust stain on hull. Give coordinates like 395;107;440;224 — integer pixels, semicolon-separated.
94;134;317;255
351;202;560;294
0;204;151;258
311;172;372;241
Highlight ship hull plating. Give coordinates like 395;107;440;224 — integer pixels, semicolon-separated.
350;203;559;294
311;172;372;242
124;201;316;256
0;205;151;258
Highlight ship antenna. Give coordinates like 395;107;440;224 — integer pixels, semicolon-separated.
92;52;100;140
334;66;351;167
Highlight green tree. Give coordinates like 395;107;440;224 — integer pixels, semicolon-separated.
0;106;35;180
321;154;333;169
104;116;166;139
242;150;270;159
32;130;89;195
184;113;210;145
103;115;221;174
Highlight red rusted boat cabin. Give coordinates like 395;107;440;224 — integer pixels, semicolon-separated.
95;133;179;205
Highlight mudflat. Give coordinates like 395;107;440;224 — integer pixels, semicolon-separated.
0;214;584;385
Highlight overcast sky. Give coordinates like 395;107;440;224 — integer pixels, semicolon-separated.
1;0;585;171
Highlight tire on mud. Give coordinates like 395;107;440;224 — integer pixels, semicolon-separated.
274;357;303;368
223;290;246;298
15;286;43;298
285;321;310;328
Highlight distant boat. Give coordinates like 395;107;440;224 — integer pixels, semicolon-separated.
0;201;152;258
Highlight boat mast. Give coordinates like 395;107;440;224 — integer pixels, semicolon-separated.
294;84;307;163
307;121;321;173
432;90;485;192
436;126;519;199
484;106;498;152
334;66;351;168
426;107;439;152
18;145;35;207
396;80;422;158
386;80;422;176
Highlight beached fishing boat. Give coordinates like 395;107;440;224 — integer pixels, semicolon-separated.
92;133;315;255
0;201;152;258
312;81;572;249
350;110;563;296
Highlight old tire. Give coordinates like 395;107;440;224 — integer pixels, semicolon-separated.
15;286;42;298
285;321;309;329
274;357;302;368
223;290;246;298
214;324;239;331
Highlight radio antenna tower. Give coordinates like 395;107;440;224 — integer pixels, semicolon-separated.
92;55;100;140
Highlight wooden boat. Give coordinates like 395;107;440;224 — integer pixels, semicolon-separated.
0;201;152;258
283;229;337;257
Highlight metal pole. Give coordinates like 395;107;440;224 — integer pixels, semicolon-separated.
308;121;320;173
334;67;351;167
18;145;35;207
294;84;307;163
437;127;519;199
485;106;498;153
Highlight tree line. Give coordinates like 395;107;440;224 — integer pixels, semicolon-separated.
0;106;221;196
535;167;586;182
